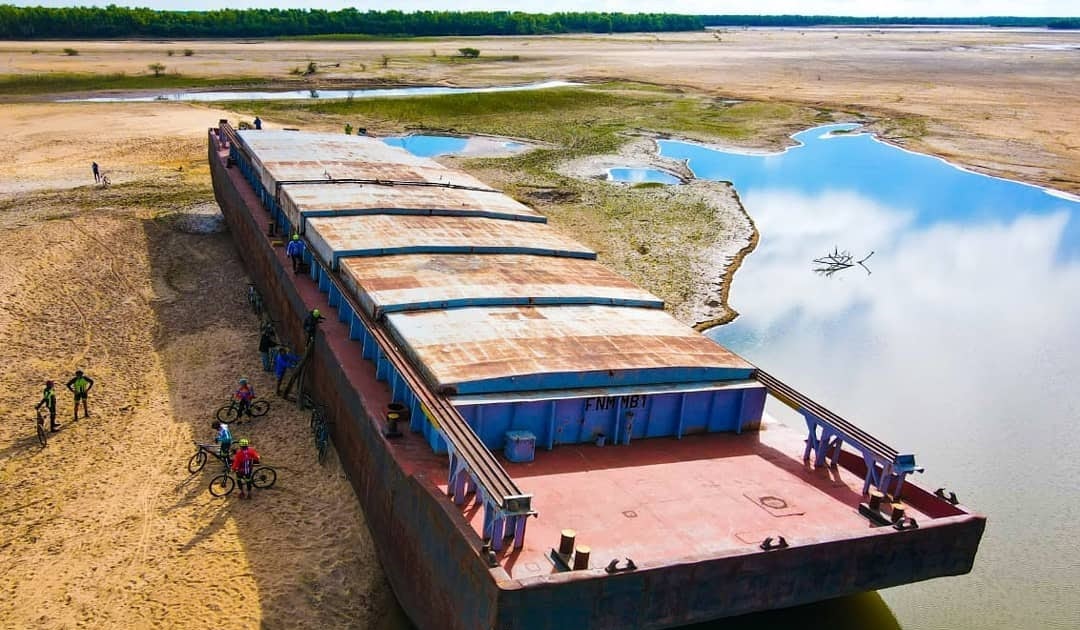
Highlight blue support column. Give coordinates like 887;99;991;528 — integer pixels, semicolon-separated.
546;402;556;450
349;313;364;341
675;394;687;439
328;283;341;308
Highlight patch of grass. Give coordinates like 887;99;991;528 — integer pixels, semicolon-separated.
883;115;928;139
0;72;269;95
237;82;823;312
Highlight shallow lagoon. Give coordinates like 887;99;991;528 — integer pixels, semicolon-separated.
56;80;577;103
661;126;1080;630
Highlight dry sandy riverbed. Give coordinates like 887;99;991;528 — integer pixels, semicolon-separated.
1;28;1078;628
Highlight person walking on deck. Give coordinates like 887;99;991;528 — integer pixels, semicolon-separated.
286;234;305;273
66;370;94;420
35;380;60;432
92;162;100;183
258;325;277;372
273;347;299;396
303;308;323;344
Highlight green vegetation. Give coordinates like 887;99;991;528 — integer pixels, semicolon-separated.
0;72;265;95
0;6;702;39
148;62;166;76
62;47;78;55
243;82;822;310
458;47;480;58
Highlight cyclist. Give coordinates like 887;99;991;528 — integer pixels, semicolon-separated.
286;234;306;273
258;325;277;372
35;380;60;432
65;370;94;420
231;438;261;499
302;308;324;343
273;347;300;395
212;420;233;459
234;377;256;420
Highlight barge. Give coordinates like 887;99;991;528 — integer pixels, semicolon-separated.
208;122;985;629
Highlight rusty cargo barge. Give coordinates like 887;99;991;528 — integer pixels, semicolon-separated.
207;122;984;629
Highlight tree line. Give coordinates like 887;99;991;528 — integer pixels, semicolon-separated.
0;7;1075;39
0;7;701;39
700;15;1078;28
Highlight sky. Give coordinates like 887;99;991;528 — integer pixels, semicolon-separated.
7;1;1080;18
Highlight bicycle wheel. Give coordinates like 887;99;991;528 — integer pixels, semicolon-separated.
37;423;47;447
209;473;235;497
188;449;207;473
216;404;239;423
251;466;277;489
316;425;330;464
250;399;270;417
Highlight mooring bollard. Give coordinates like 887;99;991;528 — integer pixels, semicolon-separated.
385;402;408;438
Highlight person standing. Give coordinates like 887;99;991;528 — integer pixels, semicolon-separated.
66;370;94;420
258;325;277;372
231;438;261;499
35;380;60;432
212;420;233;459
92;162;100;183
253;116;262;130
273;346;299;395
286;234;306;273
303;308;323;343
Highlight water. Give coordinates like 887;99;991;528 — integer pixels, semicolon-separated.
55;80;578;103
381;135;468;157
607;167;681;185
659;125;1080;630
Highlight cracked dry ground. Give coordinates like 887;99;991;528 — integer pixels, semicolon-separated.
0;111;403;629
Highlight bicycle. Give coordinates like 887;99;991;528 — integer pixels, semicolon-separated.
247;283;263;316
209;465;277;497
309;403;332;464
35;409;48;448
215;397;270;423
187;441;232;474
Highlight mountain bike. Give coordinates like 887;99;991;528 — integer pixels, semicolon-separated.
209;466;277;497
215;397;270;423
35;409;47;448
309;402;332;464
247;283;263;316
187;441;232;474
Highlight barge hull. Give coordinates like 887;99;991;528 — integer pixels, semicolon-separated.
209;130;985;629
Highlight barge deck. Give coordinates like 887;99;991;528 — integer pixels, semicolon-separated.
208;123;985;629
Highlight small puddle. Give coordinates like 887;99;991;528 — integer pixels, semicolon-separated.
607;167;681;185
383;135;527;158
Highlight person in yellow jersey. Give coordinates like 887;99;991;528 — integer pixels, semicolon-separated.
65;369;95;420
35;380;60;432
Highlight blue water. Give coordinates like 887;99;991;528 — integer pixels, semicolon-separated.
608;167;681;185
55;80;579;103
382;135;527;158
382;135;468;157
661;125;1080;630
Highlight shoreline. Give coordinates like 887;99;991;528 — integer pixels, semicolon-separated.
557;134;759;329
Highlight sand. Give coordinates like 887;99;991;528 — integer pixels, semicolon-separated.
0;104;401;629
1;28;1078;628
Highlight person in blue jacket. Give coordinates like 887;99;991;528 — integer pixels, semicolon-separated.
273;346;299;395
286;234;305;273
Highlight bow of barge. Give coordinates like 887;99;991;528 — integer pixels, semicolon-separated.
207;122;985;630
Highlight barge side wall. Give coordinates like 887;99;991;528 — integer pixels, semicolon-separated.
210;136;500;630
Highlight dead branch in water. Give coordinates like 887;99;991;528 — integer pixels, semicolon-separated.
813;246;874;277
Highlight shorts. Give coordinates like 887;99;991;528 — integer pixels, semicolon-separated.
74;392;88;401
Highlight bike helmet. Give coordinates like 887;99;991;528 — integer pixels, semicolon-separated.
312;308;321;318
292;234;300;241
45;380;54;387
75;370;84;376
238;438;250;446
239;377;248;384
